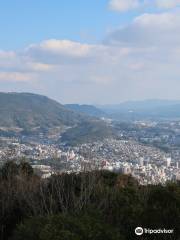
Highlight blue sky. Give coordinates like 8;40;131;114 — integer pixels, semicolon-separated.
0;0;135;49
1;0;180;104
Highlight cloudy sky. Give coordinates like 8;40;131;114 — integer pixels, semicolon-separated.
1;0;180;104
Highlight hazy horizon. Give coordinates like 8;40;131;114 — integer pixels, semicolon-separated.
1;0;180;104
2;91;180;106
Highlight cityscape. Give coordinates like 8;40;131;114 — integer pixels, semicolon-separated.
1;117;180;185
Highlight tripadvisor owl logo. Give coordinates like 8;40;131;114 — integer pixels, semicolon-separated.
135;227;143;236
135;227;174;236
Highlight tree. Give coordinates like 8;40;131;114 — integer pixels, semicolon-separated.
18;161;33;177
0;161;18;180
12;214;123;240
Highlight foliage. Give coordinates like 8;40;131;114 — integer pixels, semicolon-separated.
0;92;87;130
12;214;122;240
61;120;115;145
0;162;180;240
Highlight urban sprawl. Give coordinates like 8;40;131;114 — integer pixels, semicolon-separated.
0;120;180;185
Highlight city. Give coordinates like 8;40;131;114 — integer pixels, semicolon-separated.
1;119;180;185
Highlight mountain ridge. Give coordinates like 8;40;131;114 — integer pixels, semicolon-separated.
99;99;180;120
0;92;88;130
0;92;113;144
65;104;106;117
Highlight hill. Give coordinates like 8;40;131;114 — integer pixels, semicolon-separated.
0;92;87;130
0;93;114;144
1;163;180;240
61;120;114;145
65;104;106;118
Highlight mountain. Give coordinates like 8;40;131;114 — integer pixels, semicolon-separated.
65;104;106;118
0;93;113;144
61;120;114;145
99;100;180;121
100;100;180;112
0;92;87;130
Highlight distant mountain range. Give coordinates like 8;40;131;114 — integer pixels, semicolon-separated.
2;93;180;145
99;100;180;121
100;100;180;112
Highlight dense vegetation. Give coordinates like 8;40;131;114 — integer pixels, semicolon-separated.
61;120;115;145
0;92;87;130
0;161;180;240
0;93;114;142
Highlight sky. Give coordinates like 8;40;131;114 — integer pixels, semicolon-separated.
1;0;180;104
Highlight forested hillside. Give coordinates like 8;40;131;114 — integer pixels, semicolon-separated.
0;93;86;129
0;161;179;240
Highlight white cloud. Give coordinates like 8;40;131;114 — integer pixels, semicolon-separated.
27;62;53;71
106;11;180;46
109;0;180;12
40;39;91;57
109;0;140;12
0;72;35;82
26;39;94;64
24;39;131;66
2;10;180;103
156;0;180;9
